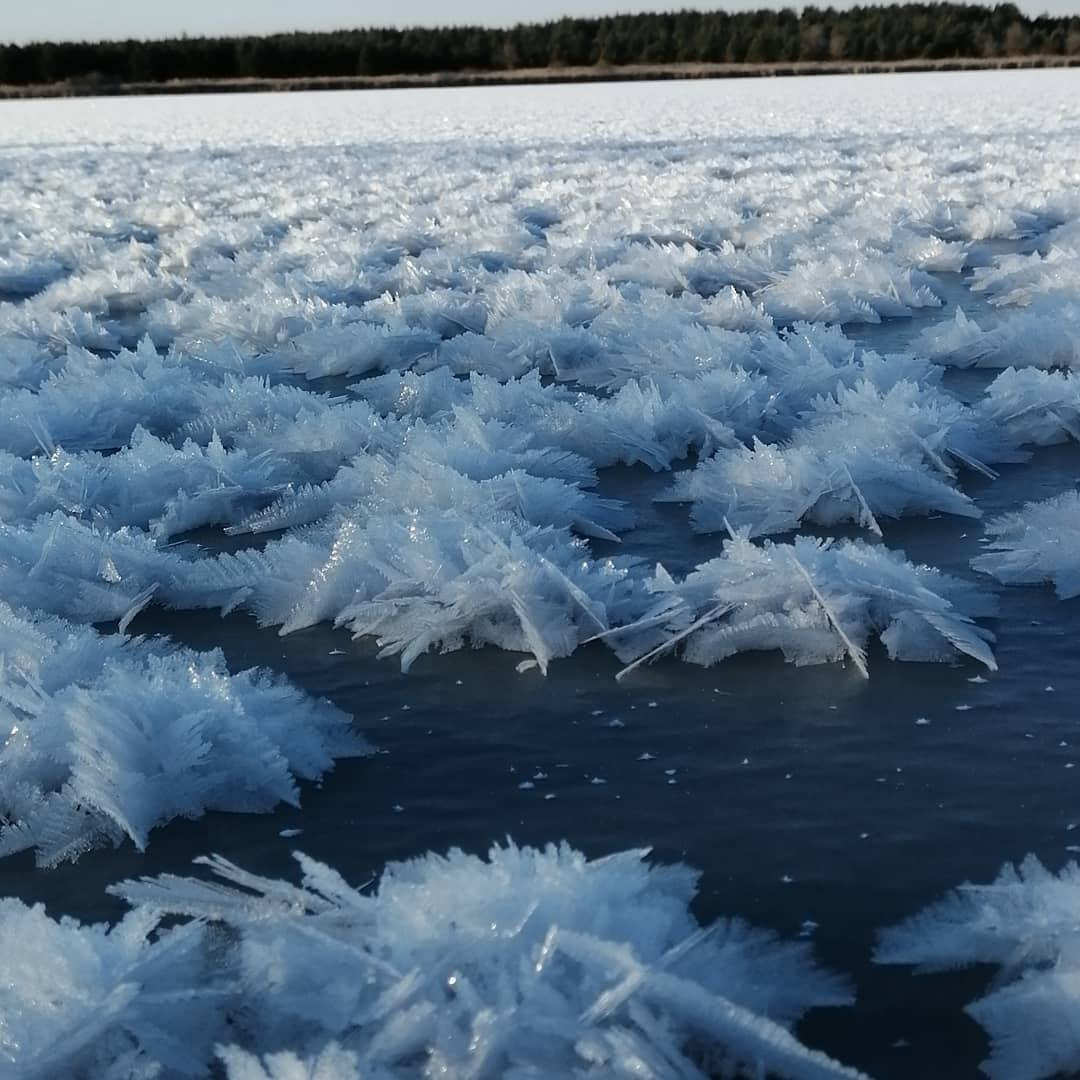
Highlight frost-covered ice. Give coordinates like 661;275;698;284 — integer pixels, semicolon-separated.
0;841;865;1079
0;63;1079;1080
3;74;1079;679
0;602;365;865
972;489;1080;598
8;76;1080;675
877;856;1080;1080
0;71;1077;879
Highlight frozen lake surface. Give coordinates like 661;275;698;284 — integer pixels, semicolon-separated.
2;71;1080;1079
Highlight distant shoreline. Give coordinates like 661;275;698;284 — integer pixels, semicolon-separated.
3;54;1078;100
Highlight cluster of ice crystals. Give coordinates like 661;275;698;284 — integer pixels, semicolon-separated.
876;856;1080;1080
0;901;217;1080
971;489;1080;598
661;378;1021;538
0;602;365;865
0;427;292;539
0;842;865;1079
190;512;645;674
918;218;1080;373
969;234;1080;309
0;512;182;626
59;841;857;1080
758;254;943;325
606;535;997;680
976;367;1080;448
917;303;1080;371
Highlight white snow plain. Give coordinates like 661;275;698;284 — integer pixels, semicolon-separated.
2;69;1080;1077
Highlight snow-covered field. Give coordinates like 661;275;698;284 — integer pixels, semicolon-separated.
2;70;1080;1077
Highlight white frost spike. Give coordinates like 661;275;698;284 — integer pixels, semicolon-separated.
842;464;883;538
877;856;1080;1080
790;551;869;679
615;602;735;682
972;490;1080;599
117;584;158;635
106;841;863;1079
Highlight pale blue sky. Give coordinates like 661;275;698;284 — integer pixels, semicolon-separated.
5;0;1078;44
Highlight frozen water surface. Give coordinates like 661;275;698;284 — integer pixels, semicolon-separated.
2;70;1080;1078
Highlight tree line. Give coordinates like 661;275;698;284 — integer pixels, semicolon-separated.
2;4;1079;87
